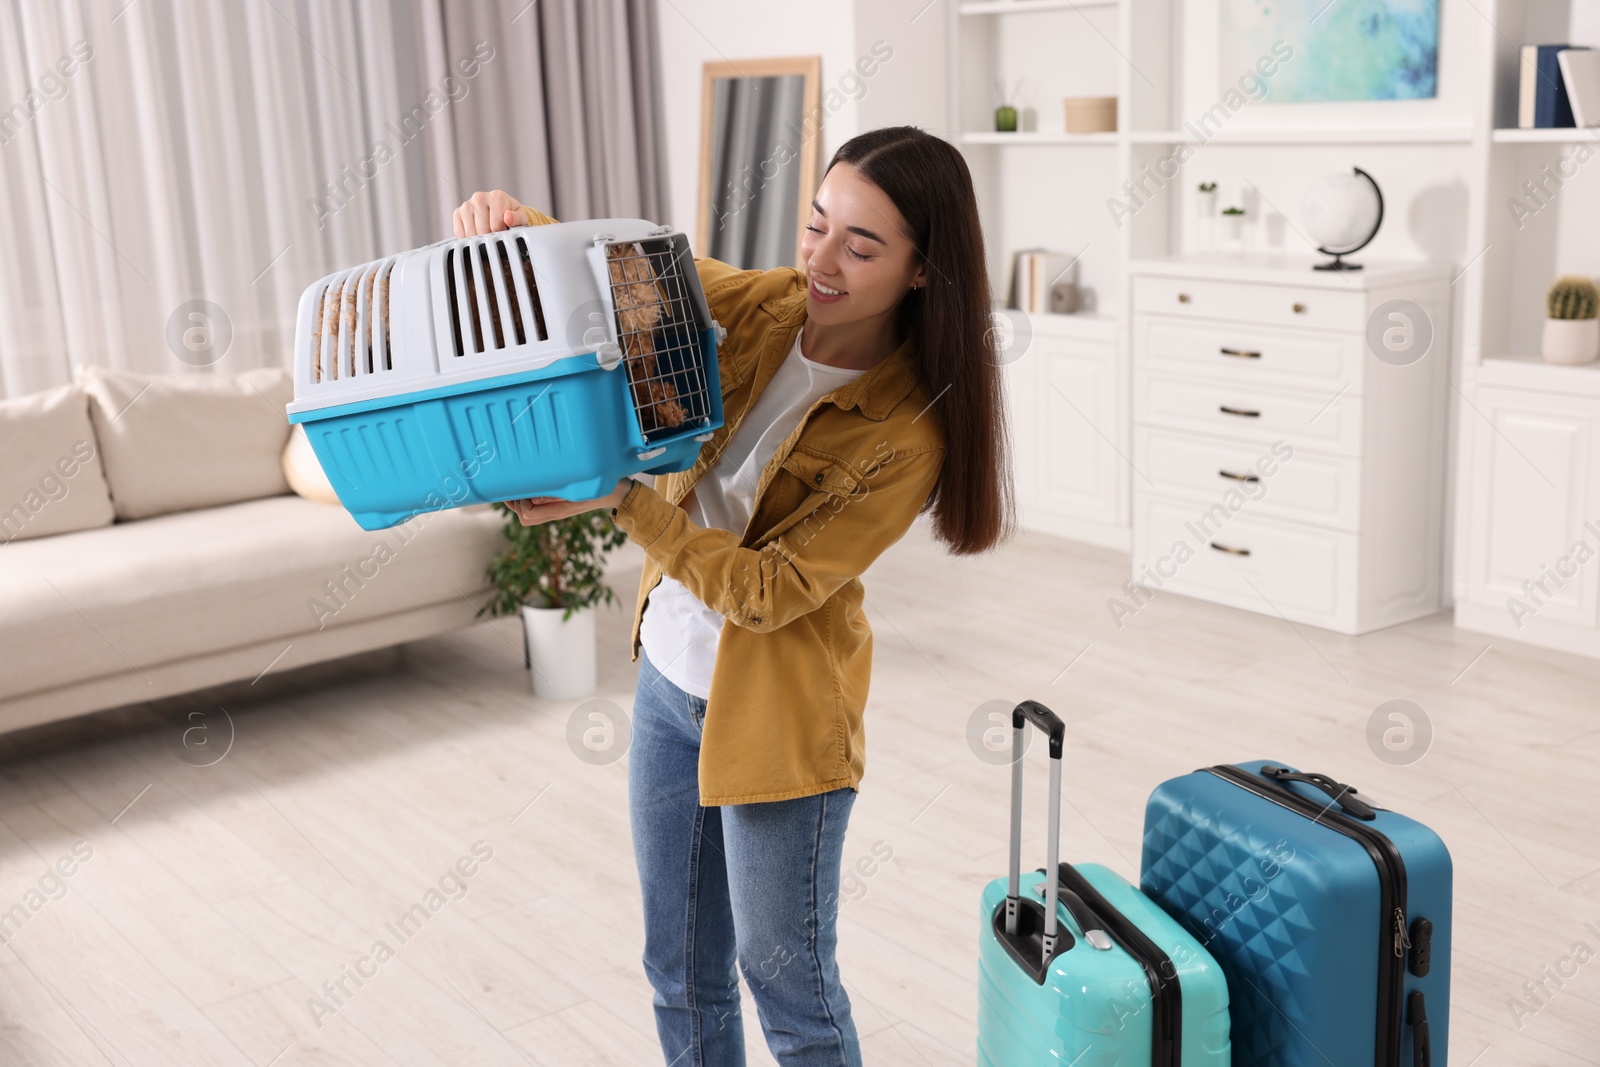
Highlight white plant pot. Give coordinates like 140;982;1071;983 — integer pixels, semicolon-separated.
521;602;597;699
1542;318;1599;364
1221;215;1244;251
1195;191;1216;252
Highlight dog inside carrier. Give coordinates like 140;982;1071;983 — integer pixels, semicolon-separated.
285;219;726;531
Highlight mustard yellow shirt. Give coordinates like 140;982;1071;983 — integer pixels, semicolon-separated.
523;206;948;806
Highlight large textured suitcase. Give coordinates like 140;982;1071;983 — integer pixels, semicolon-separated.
1141;760;1452;1067
977;700;1232;1065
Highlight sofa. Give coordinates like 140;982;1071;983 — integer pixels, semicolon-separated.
0;365;507;733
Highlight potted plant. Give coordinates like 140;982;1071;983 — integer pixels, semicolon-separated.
478;504;629;698
1542;275;1599;365
1197;182;1218;251
1220;206;1245;251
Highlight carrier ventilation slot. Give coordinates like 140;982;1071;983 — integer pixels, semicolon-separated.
309;257;396;384
444;249;463;359
603;235;713;443
514;236;549;342
444;236;549;358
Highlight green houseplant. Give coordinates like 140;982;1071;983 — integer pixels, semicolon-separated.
1543;275;1599;365
478;502;629;698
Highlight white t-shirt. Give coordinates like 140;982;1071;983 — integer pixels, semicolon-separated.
638;326;866;698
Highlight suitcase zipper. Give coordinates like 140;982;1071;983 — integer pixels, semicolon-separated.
1055;862;1182;1067
1207;765;1409;1067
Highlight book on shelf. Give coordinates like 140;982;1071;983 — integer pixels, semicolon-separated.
1558;49;1600;127
1519;44;1592;128
1009;249;1079;313
1006;247;1044;311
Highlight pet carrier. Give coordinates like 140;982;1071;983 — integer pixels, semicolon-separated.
285;219;725;531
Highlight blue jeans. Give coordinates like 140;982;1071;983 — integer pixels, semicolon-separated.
628;646;863;1067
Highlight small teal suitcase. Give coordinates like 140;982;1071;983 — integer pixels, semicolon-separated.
978;701;1232;1065
1142;761;1453;1067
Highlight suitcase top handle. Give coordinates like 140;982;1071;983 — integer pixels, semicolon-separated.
1259;764;1378;821
1006;700;1066;969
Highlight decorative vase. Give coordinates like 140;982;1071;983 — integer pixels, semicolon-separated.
995;105;1017;133
521;602;598;698
1222;214;1244;252
1196;190;1217;252
1542;318;1600;365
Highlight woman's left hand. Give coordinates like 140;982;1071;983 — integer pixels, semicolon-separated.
504;479;632;526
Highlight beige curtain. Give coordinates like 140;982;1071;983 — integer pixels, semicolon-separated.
0;0;669;399
439;0;669;222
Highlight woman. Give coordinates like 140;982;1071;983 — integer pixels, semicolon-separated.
455;126;1012;1066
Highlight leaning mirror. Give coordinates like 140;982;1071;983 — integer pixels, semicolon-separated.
698;57;822;271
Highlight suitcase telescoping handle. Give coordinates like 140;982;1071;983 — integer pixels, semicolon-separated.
1006;700;1066;967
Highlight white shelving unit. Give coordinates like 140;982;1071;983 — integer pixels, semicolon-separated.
1129;128;1474;145
959;131;1121;145
948;0;1600;653
947;0;1175;549
957;0;1118;13
1453;1;1600;659
942;0;1488;554
1490;127;1600;143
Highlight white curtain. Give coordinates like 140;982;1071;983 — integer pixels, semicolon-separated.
0;0;668;399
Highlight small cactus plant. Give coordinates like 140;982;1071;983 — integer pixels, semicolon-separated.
1546;276;1598;320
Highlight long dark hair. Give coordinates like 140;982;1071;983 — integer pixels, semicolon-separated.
826;126;1014;556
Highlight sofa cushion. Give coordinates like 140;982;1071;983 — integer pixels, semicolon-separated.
282;424;341;506
0;494;506;704
75;365;295;520
0;383;117;543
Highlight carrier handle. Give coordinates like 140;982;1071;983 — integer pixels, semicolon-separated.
1259;765;1377;821
1005;700;1064;968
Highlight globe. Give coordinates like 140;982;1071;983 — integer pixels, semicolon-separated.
1303;170;1383;253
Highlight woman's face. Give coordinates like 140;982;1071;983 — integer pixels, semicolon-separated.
799;161;927;326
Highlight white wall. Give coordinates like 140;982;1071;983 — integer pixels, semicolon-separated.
851;1;950;136
653;0;857;238
652;0;951;240
1171;0;1477;270
654;0;1544;277
1180;0;1475;134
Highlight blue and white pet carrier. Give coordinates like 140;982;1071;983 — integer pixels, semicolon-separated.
286;219;725;531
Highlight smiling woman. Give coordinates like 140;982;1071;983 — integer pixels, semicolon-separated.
453;124;1012;1067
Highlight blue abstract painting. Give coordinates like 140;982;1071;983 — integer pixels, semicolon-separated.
1221;0;1439;101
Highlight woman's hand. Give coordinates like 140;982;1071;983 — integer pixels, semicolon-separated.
453;190;528;238
504;479;633;526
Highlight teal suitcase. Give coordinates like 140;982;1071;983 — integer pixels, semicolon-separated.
977;700;1232;1065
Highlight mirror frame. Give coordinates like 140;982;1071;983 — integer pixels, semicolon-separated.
697;57;823;272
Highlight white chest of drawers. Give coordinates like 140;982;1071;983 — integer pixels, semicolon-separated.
1128;254;1453;635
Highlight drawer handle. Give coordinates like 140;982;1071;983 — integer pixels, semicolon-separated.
1209;542;1252;556
1292;302;1307;314
1177;292;1191;303
1219;347;1261;359
1218;469;1260;482
1218;405;1261;418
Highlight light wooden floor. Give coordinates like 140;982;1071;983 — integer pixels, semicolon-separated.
0;520;1596;1065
